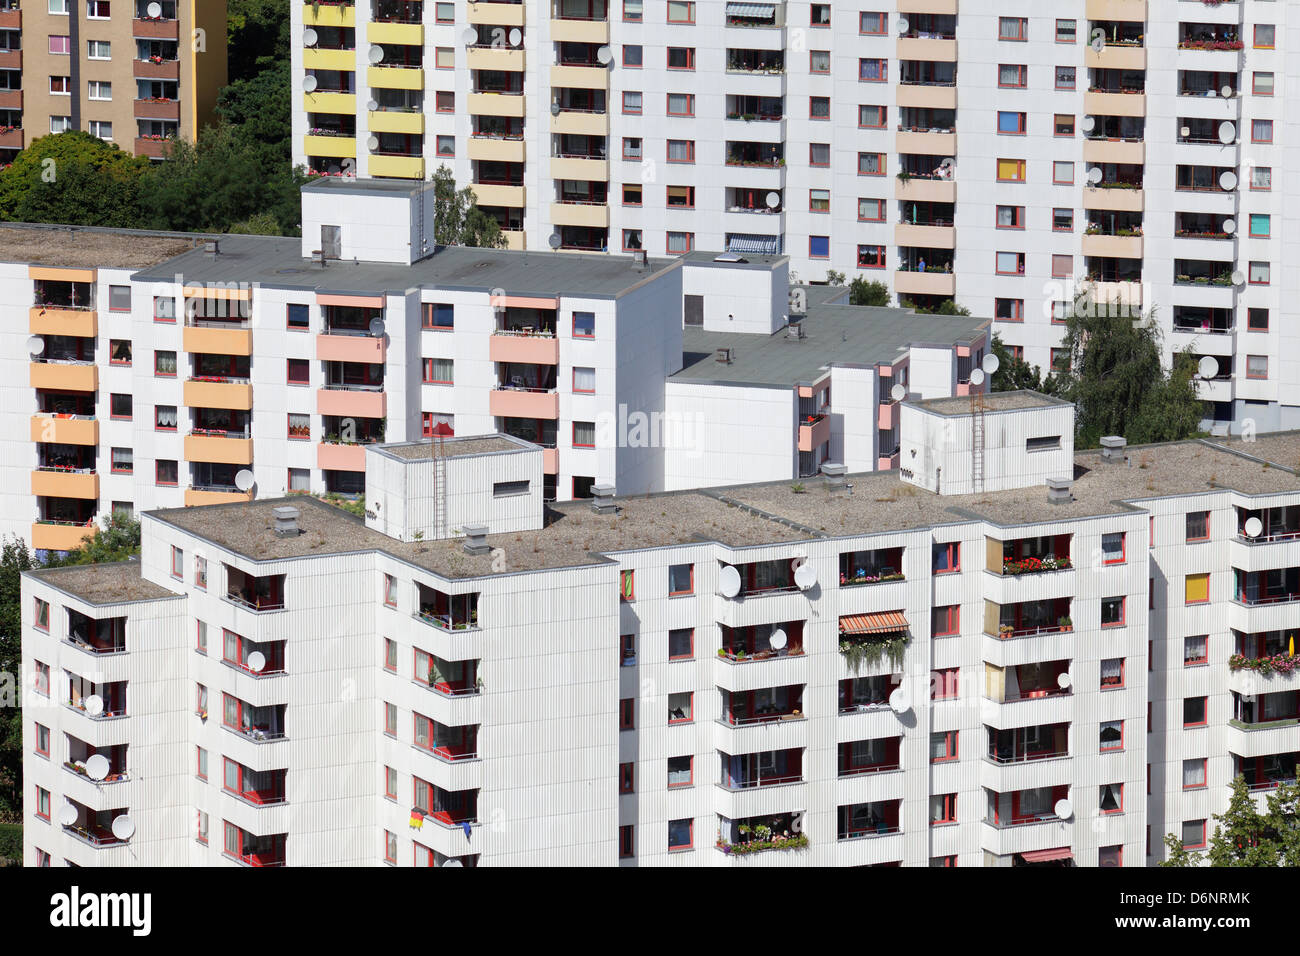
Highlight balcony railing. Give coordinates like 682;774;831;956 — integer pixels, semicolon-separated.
992;622;1073;640
66;699;126;720
1001;556;1072;576
986;748;1068;765
1234;592;1300;608
415;610;480;632
225;592;285;612
720;772;802;790
63;761;129;784
63;825;127;848
222;723;286;744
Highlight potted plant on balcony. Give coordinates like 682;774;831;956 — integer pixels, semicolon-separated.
1057;616;1073;630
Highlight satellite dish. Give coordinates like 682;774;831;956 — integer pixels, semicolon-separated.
1220;85;1234;98
969;368;985;387
769;627;787;650
794;562;817;591
85;694;103;717
369;317;386;336
247;651;266;673
442;859;464;867
85;754;110;781
146;1;162;16
596;45;612;65
59;804;78;827
302;74;318;93
1080;115;1095;134
234;469;255;492
982;352;1000;375
547;232;562;250
897;17;909;34
1054;799;1073;820
1057;672;1072;690
717;565;741;598
1087;167;1103;185
462;27;479;46
508;28;523;47
303;28;318;48
1198;356;1219;379
27;334;44;355
1231;270;1246;286
890;383;906;401
888;688;911;714
368;45;385;65
1244;516;1263;538
367;134;380;151
1218;122;1236;144
1219;171;1237;191
367;98;379;112
765;191;781;209
111;815;135;841
1223;218;1236;235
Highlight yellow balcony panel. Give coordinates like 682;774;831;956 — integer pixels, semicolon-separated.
468;2;526;26
898;0;956;12
894;223;956;248
303;134;357;158
367;21;423;46
184;434;254;465
369;154;425;179
550;18;609;44
502;230;526;250
549;156;607;181
472;183;525;207
550;110;609;136
467;91;526;118
1086;0;1146;21
1083;138;1145;165
549;64;606;89
896;84;957;110
186;488;254;507
183;325;253;356
1081;234;1144;259
303;2;355;27
29;265;95;283
30;362;96;392
894;177;955;203
1083;186;1145;212
1084;91;1146;118
30;306;96;337
895;130;955;156
896;37;956;62
367;65;424;90
468;137;526;163
30;415;97;446
368;109;424;135
302;47;356;72
894;270;955;297
303;91;356;114
1087;45;1146;71
550;202;609;228
31;469;99;500
468;48;526;72
32;522;95;552
183;379;253;411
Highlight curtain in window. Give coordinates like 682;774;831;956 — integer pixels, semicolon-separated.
1183;760;1203;787
1100;659;1123;683
666;140;692;162
573;367;595;391
1099;784;1121;812
156;406;177;429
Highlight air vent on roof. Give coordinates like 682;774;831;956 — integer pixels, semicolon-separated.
462;524;490;555
715;348;734;365
821;462;848;495
1046;477;1073;505
591;484;617;515
632;249;648;272
272;506;300;538
1099;435;1127;463
714;253;748;263
204;239;220;256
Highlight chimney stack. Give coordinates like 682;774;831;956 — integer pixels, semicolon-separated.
462;524;490;555
1099;436;1127;463
1046;477;1073;505
820;462;847;495
272;506;300;537
591;484;618;514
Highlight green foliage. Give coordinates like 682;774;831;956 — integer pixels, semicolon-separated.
902;298;971;316
320;493;366;518
0;822;21;865
430;165;507;249
848;277;890;307
53;512;142;567
824;269;846;286
989;332;1068;394
0;538;31;822
0;132;149;227
838;633;909;673
1160;775;1300;867
227;0;291;84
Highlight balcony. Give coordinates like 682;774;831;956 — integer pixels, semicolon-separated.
30;305;96;338
184;432;253;466
67;677;127;721
986;598;1073;640
369;154;424;178
31;521;95;552
720;748;804;790
369;109;423;135
896;84;956;110
489;386;559;420
0;7;18;29
62;804;132;849
1236;506;1300;545
1084;91;1145;117
133;15;179;39
1086;43;1146;71
134;58;180;80
550;109;608;137
30;361;96;392
468;1;526;26
839;548;904;588
183;323;252;356
1086;0;1146;19
987;724;1070;765
1082;185;1144;213
549;64;605;88
797;413;831;452
838;737;901;777
468;91;526;118
551;17;608;44
223;827;286;867
488;331;559;365
368;21;423;45
184;378;253;410
316;332;385;363
472;182;526;207
66;610;126;656
317;386;386;419
304;91;357;114
317;442;366;472
31;469;99;500
894;269;954;297
894;221;955;248
415;584;480;633
303;132;357;159
1081;233;1144;258
225;567;286;613
894;176;955;204
186;487;254;507
468;136;526;163
468;47;525;72
302;1;355;26
29;414;97;446
0;49;19;70
1083;138;1145;166
717;812;808;858
838;800;901;840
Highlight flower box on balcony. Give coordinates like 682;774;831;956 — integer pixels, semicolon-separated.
717;833;809;855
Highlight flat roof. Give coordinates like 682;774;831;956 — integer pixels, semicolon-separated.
375;435;530;461
0;224;200;270
303;178;429;197
680;250;788;270
131;234;677;299
672;304;989;388
910;390;1072;416
26;561;181;605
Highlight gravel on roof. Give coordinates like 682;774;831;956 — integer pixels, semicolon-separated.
0;226;197;270
1207;431;1300;474
27;561;180;605
913;390;1067;416
380;437;525;460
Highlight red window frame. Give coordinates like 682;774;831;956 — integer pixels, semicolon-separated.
619;697;634;729
931;793;957;824
621;90;641;115
384;766;397;800
34;661;49;696
196;746;208;780
435;91;454;113
622;45;642;68
665;92;694;116
622;183;642;206
1100;783;1124;815
620;568;634;601
666;47;695;71
423;357;453;385
810;95;830;120
1055;66;1076;90
857;151;885;175
666;0;694;24
34;722;49;757
667;755;693;788
999;64;1027;88
33;597;49;632
668;692;693;724
154;350;176;377
665;139;694;163
1055;19;1076;43
858;105;886;129
667;818;693;851
933;541;960;573
1183;758;1207;790
108;339;131;366
1183;819;1207;849
384;701;397;736
619;824;634;858
997;111;1026;135
932;604;960;637
156;459;178;487
858;198;885;222
996;205;1024;229
856;245;886;269
1251;167;1272;191
859;58;887;82
1101;658;1125;690
810;50;830;74
286;358;309;385
572;421;596;448
619;762;634;793
1101;596;1126;628
668;563;694;596
383;638;397;673
383;831;397;864
1254;24;1275;49
1183;696;1208;728
1252;120;1273;144
1102;532;1126;565
1248;308;1269;331
1248;263;1270;286
1247;355;1269;379
999;16;1027;41
1253;72;1274;96
931;730;958;762
571;367;596;394
1052;162;1074;185
995;298;1024;323
668;628;694;661
1049;254;1072;278
35;786;50;821
859;11;886;35
1186;511;1210;542
931;667;959;700
170;545;183;579
995;251;1026;276
996;159;1026;182
1100;720;1124;752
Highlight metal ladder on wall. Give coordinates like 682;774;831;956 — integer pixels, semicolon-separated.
970;396;986;493
432;453;447;540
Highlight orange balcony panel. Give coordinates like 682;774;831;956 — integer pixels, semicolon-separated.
877;402;897;431
317;442;366;472
798;415;831;453
31;470;99;500
133;17;180;40
894;270;956;297
0;49;20;70
183;380;253;410
185;488;254;507
135;137;172;158
30;307;96;337
183;325;252;356
30;363;97;392
183;284;252;302
543;447;558;474
134;98;181;121
317;293;385;308
184;434;253;465
0;89;17;110
878;452;900;471
317;333;386;363
30;415;97;446
0;9;19;29
29;266;95;283
31;523;95;552
134;59;180;80
489;389;559;420
488;333;559;365
317;388;387;419
0;126;21;149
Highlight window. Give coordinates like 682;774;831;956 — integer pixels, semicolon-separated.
197;746;208;780
1099;783;1123;814
669;563;693;596
1185;573;1209;605
32;661;49;697
111;448;133;475
1053;208;1074;231
999;17;1027;41
196;621;208;654
434;47;454;69
932;605;960;637
195;555;207;590
286;358;309;385
1254;24;1275;49
109;339;132;365
619;825;634;858
810;50;830;74
994;299;1024;323
622;137;642;160
667;755;693;788
668;628;694;661
808;143;830;166
996;205;1023;229
1250;214;1271;238
49;0;69;12
86;0;109;16
809;236;830;259
622;91;641;114
34;723;49;758
619;698;634;729
859;58;887;82
572;367;595;394
35;786;50;821
858;198;885;222
288;468;309;492
384;702;397;736
623;0;642;20
50;116;72;133
1101;596;1125;628
932;668;959;700
1100;720;1123;752
1186;511;1209;542
383;831;397;864
423;357;453;385
1100;532;1126;565
434;1;454;22
933;541;960;573
286;412;309;442
384;766;398;800
1248;309;1269;332
49;35;70;55
1183;696;1207;728
619;762;634;794
434;91;454;114
810;96;829;120
999;64;1027;88
667;0;693;22
666;47;694;70
668;818;693;851
435;135;454;157
856;245;886;269
1051;254;1072;278
573;421;595;448
1251;167;1272;191
857;152;884;175
1054;115;1075;137
666;139;694;163
422;303;453;331
104;286;131;315
1055;19;1076;43
997;111;1026;135
87;39;110;59
1100;658;1125;689
1247;355;1268;380
1254;72;1275;96
33;596;50;634
1183;759;1207;791
810;189;830;213
930;794;957;825
620;569;635;601
382;638;397;673
1053;162;1074;185
1252;120;1273;144
623;183;642;206
666;231;694;255
1249;263;1270;286
1051;348;1070;372
810;3;830;26
573;312;595;337
996;252;1025;275
667;692;692;723
156;459;178;487
666;92;694;116
930;731;958;762
198;809;212;844
666;184;695;208
1055;66;1076;90
1182;820;1206;849
383;574;397;608
153;295;176;322
858;105;885;128
89;121;112;141
623;45;642;68
109;393;132;420
996;159;1025;182
859;12;886;35
154;350;176;376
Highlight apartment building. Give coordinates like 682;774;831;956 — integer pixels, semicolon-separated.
0;0;228;164
289;0;1296;431
22;393;1300;866
2;177;987;552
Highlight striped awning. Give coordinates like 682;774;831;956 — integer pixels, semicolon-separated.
727;233;781;255
839;611;908;635
727;2;776;16
1020;847;1073;863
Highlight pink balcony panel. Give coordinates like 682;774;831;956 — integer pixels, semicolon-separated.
956;382;971;397
798;414;831;452
489;388;559;420
543;447;558;473
878;402;896;430
488;333;559;365
317;333;386;363
878;452;900;470
317;442;367;472
317;388;387;418
317;293;385;308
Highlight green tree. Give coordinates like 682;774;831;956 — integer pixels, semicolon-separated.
903;298;971;316
0;132;147;227
227;0;290;84
56;512;142;567
1160;775;1300;867
848;276;890;307
824;269;845;286
430;165;507;249
0;537;33;822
